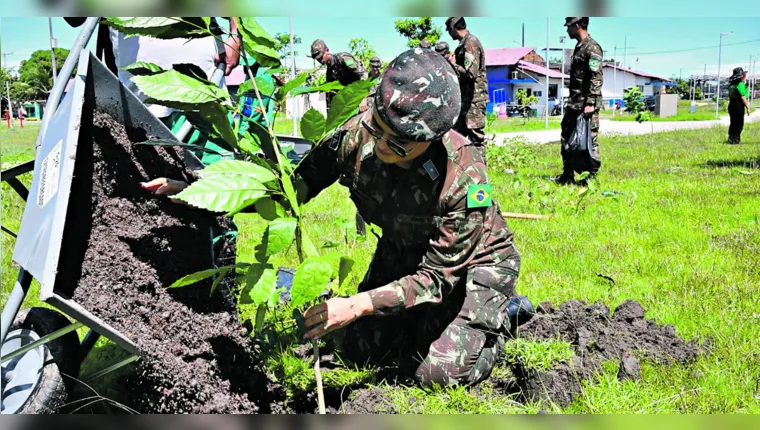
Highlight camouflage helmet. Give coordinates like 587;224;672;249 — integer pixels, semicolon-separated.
374;48;461;142
434;41;450;56
369;56;382;67
419;39;432;49
308;39;328;58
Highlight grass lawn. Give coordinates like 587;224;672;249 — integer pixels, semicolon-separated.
489;118;561;133
2;118;759;413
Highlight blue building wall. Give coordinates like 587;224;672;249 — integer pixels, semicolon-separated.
486;65;515;113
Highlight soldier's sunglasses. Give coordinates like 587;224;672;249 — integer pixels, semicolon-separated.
361;119;413;157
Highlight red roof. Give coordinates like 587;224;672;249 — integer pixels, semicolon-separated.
603;63;671;82
485;47;536;66
516;61;569;79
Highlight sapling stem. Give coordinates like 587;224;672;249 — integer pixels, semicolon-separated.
312;339;326;414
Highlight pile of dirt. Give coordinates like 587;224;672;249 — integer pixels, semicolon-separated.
505;299;703;407
58;110;283;413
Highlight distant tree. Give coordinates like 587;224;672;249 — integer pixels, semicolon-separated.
348;38;377;70
666;78;690;99
273;32;302;61
17;48;71;101
393;17;442;48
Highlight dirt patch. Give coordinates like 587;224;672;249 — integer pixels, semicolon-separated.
58;110;284;413
505;299;702;407
337;386;396;414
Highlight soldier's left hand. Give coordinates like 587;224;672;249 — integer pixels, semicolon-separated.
359;98;368;112
303;294;370;339
584;106;595;116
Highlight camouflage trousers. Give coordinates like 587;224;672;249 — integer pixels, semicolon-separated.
560;108;601;176
341;260;520;387
455;104;487;162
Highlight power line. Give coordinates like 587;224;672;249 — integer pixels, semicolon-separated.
625;38;760;56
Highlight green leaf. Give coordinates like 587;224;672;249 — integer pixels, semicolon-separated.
168;263;249;288
120;61;164;76
131;70;229;105
264;217;297;257
245;264;278;306
324;79;375;133
238;134;261;157
199;159;277;184
209;268;231;296
254;198;286;221
290;256;333;308
239;18;280;68
275;71;311;103
280;173;300;217
300;108;326;143
289;81;344;97
105;18;209;39
174;175;268;212
299;227;320;259
226;197;264;217
199;103;238;150
135;139;223;156
238;17;276;48
339;256;355;289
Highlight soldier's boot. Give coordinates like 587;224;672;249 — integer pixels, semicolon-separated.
507;295;535;337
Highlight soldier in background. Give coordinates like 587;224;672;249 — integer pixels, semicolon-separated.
434;40;450;58
552;17;603;185
445;17;489;157
308;39;367;112
419;39;432;50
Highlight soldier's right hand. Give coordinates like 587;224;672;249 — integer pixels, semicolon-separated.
140;178;189;197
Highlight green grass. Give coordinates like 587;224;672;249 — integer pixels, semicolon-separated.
611;111;717;122
502;338;575;372
489;118;562;133
3;117;760;414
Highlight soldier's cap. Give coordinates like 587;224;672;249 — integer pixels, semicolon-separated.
369;56;382;67
434;41;450;55
564;17;588;27
419;39;432;48
308;39;328;58
375;48;462;142
445;17;463;30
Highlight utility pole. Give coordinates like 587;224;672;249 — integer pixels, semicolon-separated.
522;23;525;47
49;17;58;82
716;31;733;119
750;55;759;107
703;63;707;100
613;45;617;114
560;35;566;116
623;36;627;94
289;17;297;135
3;52;14;129
545;16;550;129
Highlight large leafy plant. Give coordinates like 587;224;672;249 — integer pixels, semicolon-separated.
109;17;374;412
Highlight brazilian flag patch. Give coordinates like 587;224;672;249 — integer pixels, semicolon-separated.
467;184;492;208
589;55;601;71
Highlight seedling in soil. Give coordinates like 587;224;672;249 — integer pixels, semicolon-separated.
116;17;374;413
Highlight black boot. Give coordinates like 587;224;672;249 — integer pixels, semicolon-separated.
550;172;575;185
507;295;535;337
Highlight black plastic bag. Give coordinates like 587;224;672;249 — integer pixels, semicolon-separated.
563;114;599;174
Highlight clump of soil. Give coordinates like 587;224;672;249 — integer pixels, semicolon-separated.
58;109;283;413
506;299;703;407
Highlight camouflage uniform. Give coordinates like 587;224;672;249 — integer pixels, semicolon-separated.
366;56;383;109
325;52;367;111
451;32;488;151
295;110;521;387
435;41;450;58
560;25;603;177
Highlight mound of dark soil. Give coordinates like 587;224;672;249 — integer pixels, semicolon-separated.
59;110;283;413
507;299;703;407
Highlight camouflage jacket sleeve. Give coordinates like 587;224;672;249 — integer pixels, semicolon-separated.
452;37;482;81
293;118;359;204
585;42;604;106
340;53;368;81
366;164;488;315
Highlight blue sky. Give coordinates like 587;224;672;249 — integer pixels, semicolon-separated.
2;16;759;79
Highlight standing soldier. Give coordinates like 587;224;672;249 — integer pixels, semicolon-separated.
552;17;603;185
308;39;367;113
364;56;383;112
445;17;489;156
434;41;450;58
